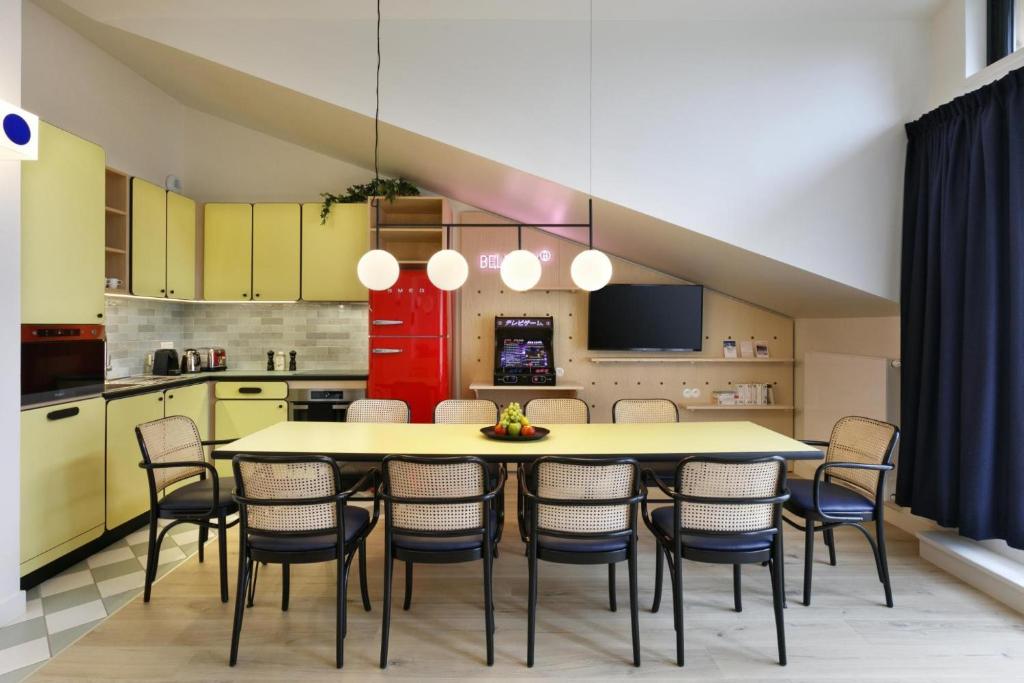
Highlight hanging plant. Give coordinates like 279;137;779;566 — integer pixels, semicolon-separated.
320;177;420;223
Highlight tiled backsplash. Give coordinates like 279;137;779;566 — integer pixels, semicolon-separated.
104;298;369;377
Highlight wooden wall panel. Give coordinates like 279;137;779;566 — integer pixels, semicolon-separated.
456;212;795;434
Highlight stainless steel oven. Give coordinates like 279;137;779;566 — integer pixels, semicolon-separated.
287;387;365;422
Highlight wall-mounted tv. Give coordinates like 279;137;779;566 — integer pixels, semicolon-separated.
587;284;703;352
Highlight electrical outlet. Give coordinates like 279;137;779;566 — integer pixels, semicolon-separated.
159;341;174;350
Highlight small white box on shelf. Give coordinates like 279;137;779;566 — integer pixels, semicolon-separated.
739;340;754;358
722;340;738;358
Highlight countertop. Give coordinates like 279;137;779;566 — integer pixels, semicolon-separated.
21;369;368;409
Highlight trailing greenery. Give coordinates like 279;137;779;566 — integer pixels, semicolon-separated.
320;178;420;223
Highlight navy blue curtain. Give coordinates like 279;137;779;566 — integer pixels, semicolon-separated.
898;67;1024;549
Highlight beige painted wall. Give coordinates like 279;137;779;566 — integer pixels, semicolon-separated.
459;213;795;431
793;316;899;439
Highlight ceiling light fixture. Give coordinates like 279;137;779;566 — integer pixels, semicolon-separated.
500;225;542;291
427;226;469;290
569;0;612;292
357;0;400;292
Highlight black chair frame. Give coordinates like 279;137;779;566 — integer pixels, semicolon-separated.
641;456;790;667
136;431;239;604
519;457;644;668
378;455;506;669
782;424;900;608
228;455;380;669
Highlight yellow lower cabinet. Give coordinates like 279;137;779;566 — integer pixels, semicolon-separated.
215;400;287;442
106;392;165;530
164;383;218;476
21;398;106;575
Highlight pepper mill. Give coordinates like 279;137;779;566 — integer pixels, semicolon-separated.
266;350;275;371
289;350;297;371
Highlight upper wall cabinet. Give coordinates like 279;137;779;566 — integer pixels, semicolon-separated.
204;203;253;301
253;203;300;301
166;192;197;300
301;203;368;302
130;178;168;298
21;122;105;324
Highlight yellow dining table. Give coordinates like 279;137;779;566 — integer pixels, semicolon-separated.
213;420;821;463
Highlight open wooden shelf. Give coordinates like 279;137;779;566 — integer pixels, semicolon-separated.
369;196;449;264
104;167;130;294
685;404;794;411
589;357;794;364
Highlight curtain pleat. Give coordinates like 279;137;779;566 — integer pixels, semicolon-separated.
898;67;1024;548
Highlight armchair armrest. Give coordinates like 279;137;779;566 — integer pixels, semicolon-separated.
811;461;892;521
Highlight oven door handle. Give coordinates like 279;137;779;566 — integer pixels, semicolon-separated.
372;348;403;355
290;404;310;411
47;406;80;421
330;404;352;411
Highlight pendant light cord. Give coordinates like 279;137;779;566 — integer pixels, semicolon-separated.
588;0;594;250
374;0;382;249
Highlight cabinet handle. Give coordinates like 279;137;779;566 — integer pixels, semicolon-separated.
242;293;249;298
238;387;262;394
278;403;284;409
255;293;261;298
167;394;174;399
96;313;103;319
157;396;163;402
46;407;79;421
160;288;166;294
169;290;175;295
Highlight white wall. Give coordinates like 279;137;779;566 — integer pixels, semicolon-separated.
54;0;935;302
0;0;27;624
22;2;185;185
182;109;372;203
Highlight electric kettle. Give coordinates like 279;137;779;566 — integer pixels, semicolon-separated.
180;348;202;374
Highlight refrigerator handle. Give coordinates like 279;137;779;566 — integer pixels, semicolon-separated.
372;320;404;326
372;348;403;355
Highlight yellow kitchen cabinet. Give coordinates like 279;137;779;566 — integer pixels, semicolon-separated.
301;203;368;301
164;382;217;475
214;381;288;400
204;203;253;301
166;192;197;300
214;399;288;441
20;398;105;576
106;391;165;529
131;178;168;298
252;203;300;301
21;122;105;324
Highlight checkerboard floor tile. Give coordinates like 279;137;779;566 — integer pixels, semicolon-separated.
0;521;217;682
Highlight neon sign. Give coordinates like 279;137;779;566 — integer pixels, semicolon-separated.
479;251;552;270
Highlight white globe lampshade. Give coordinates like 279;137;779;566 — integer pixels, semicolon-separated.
570;249;613;291
356;249;400;290
500;249;542;291
426;249;469;291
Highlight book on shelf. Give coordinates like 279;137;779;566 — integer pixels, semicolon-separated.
722;339;738;358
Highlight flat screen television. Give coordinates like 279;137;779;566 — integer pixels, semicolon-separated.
587;285;703;351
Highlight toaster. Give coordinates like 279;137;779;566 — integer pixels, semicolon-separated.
205;347;227;371
152;349;180;376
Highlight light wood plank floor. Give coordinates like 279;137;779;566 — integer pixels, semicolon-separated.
32;489;1024;681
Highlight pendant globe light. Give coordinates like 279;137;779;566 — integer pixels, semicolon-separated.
570;0;612;292
500;226;542;291
427;226;469;290
357;0;400;291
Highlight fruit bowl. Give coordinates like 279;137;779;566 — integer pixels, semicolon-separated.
480;426;550;442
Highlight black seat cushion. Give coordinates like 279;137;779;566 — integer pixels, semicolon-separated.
785;479;875;518
393;512;498;552
159;476;238;513
651;506;775;552
537;534;628;553
248;507;370;552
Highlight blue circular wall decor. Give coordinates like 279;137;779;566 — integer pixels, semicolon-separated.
3;113;32;146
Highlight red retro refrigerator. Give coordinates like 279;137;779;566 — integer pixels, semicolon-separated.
368;269;449;423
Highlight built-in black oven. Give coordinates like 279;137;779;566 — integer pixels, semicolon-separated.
21;324;106;405
288;387;366;422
